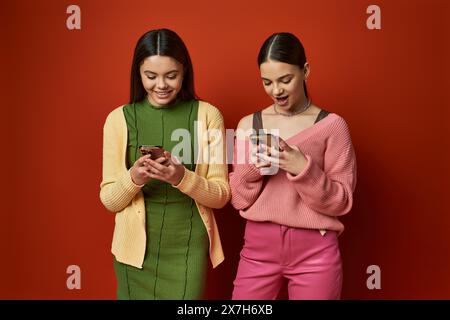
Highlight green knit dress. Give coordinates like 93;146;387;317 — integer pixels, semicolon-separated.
113;97;208;300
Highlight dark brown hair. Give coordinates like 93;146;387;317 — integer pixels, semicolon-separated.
129;28;197;103
258;32;309;98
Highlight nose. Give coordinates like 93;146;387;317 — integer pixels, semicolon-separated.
156;77;168;90
273;85;284;96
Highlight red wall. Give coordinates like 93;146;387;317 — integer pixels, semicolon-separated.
1;0;448;299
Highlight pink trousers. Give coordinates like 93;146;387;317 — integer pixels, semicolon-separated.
232;220;342;300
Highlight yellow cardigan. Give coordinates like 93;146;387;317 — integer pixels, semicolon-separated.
100;101;230;269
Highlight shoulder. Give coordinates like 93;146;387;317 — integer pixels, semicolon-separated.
198;100;224;123
106;105;126;120
327;112;350;129
104;105;126;129
309;103;350;129
321;112;353;141
236;104;270;131
236;113;254;131
198;100;222;115
237;103;274;130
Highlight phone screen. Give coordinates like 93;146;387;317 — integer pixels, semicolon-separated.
249;134;280;151
139;145;165;160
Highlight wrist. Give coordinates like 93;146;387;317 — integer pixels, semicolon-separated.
130;167;145;187
171;166;186;186
287;154;309;176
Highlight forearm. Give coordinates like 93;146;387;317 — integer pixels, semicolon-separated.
229;164;264;210
286;155;355;216
173;165;230;209
100;169;142;212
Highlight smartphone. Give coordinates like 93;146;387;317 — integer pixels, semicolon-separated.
249;133;280;176
249;133;281;151
139;145;165;160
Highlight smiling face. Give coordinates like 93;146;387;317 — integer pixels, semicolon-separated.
260;59;309;110
139;55;184;106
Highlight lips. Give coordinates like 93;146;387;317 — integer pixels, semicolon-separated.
154;90;173;99
275;95;289;106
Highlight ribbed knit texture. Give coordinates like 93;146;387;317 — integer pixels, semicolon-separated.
100;101;230;269
229;113;357;234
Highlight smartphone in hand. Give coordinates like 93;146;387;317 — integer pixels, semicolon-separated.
139;145;165;160
249;133;281;152
249;133;280;176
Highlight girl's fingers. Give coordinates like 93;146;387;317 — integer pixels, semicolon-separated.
250;151;265;166
259;144;281;158
163;151;178;165
150;155;171;167
148;167;164;177
148;172;160;180
291;145;300;152
153;156;170;166
146;166;158;175
154;151;181;167
148;172;169;183
137;155;151;166
250;144;263;156
278;138;292;151
143;169;153;178
139;166;153;177
255;162;271;168
154;156;167;163
145;158;168;173
256;152;279;164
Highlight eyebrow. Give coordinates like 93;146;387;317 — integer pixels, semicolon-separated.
261;74;294;81
143;70;179;75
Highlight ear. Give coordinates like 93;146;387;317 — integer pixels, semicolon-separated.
303;62;310;80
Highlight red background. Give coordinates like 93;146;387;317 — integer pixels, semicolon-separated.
1;0;449;299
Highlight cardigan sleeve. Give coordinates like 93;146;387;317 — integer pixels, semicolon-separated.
286;117;357;216
173;104;231;209
99;109;142;213
229;139;265;210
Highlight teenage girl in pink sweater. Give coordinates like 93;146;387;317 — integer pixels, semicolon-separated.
229;32;357;300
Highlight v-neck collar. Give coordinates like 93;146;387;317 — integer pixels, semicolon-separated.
282;113;338;143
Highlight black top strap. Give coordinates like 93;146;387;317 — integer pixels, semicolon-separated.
314;109;330;123
253;108;330;131
252;110;263;132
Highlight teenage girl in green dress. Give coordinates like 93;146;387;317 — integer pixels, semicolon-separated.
100;29;230;300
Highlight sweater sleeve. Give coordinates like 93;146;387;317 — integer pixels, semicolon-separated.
286;117;357;216
173;105;231;209
229;139;265;210
99;110;142;213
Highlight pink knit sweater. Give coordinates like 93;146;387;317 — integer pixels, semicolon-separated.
229;113;357;234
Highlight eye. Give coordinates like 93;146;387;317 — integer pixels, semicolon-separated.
281;78;292;84
263;81;272;86
167;74;178;80
146;76;156;80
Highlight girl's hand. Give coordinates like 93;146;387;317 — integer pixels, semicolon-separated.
250;143;271;169
130;154;165;186
256;138;308;176
144;151;186;186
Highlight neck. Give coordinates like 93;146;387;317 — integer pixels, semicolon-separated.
288;94;309;113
